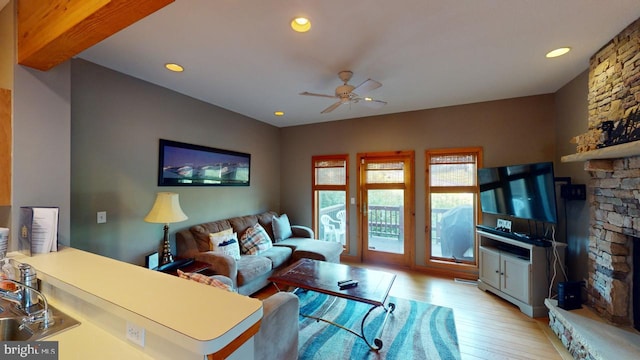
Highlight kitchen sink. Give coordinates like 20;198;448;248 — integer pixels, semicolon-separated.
0;298;80;341
0;318;33;341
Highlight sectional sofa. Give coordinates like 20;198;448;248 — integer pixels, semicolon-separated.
175;211;343;295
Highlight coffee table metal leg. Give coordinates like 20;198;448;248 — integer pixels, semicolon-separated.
300;299;396;351
361;302;396;350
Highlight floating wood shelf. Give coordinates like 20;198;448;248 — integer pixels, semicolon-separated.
561;140;640;162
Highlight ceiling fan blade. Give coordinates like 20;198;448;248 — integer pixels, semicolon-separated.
321;101;343;114
360;98;387;109
300;91;337;99
353;79;382;95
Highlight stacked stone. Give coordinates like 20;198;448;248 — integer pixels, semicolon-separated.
578;18;640;153
585;156;640;325
548;310;595;360
572;128;603;152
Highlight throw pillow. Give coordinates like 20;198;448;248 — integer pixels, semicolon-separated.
209;232;241;260
239;223;273;255
208;228;234;251
177;269;233;291
272;213;293;242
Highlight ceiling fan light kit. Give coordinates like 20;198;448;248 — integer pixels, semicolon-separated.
300;71;387;114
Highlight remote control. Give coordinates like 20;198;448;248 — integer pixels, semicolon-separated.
339;280;358;289
337;279;352;286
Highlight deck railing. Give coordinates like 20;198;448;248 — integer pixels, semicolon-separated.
319;205;448;242
368;205;403;239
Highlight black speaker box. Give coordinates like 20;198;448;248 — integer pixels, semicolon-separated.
558;281;582;310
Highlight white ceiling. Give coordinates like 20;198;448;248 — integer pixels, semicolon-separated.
77;0;640;128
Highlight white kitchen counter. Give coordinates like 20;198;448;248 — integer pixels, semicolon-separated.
7;247;263;359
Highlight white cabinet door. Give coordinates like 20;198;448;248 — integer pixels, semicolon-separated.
479;247;501;289
501;255;531;303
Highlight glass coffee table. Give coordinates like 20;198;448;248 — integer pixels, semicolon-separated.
269;258;396;350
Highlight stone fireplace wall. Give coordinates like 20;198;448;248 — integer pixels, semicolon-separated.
586;157;640;326
576;17;640;152
588;18;640;131
583;17;640;327
547;16;640;360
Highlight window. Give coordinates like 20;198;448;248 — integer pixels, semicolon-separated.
426;148;482;266
312;155;348;251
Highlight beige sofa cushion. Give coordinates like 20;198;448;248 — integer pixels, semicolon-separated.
259;246;292;269
236;255;272;286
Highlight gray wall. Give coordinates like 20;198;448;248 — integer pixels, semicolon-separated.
554;70;590;283
70;59;281;264
3;0;72;251
280;95;556;266
12;62;71;248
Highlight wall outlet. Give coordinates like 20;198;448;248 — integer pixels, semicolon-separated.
97;211;107;224
561;184;587;200
126;322;145;347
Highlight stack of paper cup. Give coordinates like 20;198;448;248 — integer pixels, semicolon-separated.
0;228;8;259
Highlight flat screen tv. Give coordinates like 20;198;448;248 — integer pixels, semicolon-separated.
478;161;558;224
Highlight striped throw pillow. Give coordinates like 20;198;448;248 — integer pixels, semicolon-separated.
239;223;273;255
177;269;233;291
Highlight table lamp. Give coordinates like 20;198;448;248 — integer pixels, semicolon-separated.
144;192;188;265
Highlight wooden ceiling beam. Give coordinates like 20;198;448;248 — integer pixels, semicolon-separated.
18;0;174;71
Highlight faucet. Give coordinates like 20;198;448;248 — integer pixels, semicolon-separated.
0;263;54;329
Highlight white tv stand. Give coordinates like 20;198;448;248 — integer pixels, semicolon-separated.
477;230;566;318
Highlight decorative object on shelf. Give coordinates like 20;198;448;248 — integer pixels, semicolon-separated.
598;108;640;148
573;107;640;153
144;192;188;265
157;139;250;187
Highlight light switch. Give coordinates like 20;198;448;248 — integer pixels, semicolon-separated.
97;211;107;224
350;197;356;205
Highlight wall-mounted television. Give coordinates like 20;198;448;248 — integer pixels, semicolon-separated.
478;161;558;224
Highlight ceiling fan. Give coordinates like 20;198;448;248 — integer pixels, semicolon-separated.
300;71;387;114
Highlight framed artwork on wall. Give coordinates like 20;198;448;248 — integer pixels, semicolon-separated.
157;139;250;186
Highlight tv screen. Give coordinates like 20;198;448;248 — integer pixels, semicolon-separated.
478;162;558;224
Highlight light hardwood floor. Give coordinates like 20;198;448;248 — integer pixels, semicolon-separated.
255;262;572;360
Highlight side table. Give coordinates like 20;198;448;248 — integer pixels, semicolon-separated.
157;258;213;277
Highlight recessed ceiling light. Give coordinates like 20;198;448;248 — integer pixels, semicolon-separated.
274;111;285;116
165;63;184;72
545;47;571;58
291;17;311;33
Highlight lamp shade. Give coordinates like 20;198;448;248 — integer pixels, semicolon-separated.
144;192;188;224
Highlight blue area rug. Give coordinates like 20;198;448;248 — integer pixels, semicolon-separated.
297;291;461;360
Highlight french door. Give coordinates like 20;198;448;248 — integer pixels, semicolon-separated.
358;151;414;267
